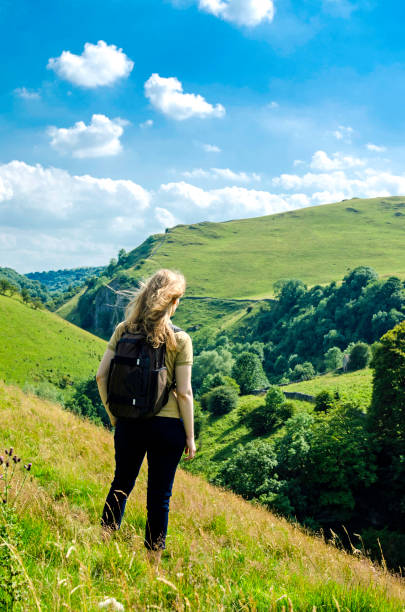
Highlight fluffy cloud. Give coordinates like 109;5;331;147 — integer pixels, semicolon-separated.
47;40;134;88
310;150;365;171
0;161;151;270
198;0;275;27
144;73;225;120
158;182;292;222
13;87;41;100
47;114;128;158
366;143;387;152
181;167;260;182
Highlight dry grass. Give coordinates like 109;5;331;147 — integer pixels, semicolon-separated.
1;380;404;611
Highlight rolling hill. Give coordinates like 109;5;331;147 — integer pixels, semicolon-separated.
62;196;405;339
1;379;404;610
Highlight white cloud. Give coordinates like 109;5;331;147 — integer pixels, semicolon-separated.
310;150;365;171
366;143;387;153
181;167;261;182
144;73;225;120
13;87;41;100
139;119;154;129
202;143;221;153
47;40;134;88
197;0;275;27
47;114;127;158
333;125;354;143
267;101;279;108
0;161;151;270
159;182;292;221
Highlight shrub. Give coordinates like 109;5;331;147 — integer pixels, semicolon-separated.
207;385;238;416
314;390;335;412
248;395;294;435
347;342;371;371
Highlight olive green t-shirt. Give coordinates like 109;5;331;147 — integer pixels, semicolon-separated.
107;321;193;419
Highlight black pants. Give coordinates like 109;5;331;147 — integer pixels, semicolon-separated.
100;415;186;550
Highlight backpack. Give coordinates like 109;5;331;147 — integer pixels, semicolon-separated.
106;322;184;420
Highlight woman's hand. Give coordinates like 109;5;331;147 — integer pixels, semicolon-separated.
184;436;196;460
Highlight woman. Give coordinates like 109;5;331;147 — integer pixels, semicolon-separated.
96;268;196;570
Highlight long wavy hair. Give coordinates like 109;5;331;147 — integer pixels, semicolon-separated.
123;269;186;350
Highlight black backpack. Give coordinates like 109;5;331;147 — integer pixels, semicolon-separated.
106;322;184;420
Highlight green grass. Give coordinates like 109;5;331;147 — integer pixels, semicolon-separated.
1;380;404;611
284;368;374;410
0;294;105;393
56;286;86;324
119;196;405;299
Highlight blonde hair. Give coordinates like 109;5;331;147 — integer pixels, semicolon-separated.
123;269;186;350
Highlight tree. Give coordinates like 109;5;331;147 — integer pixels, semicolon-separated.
193;349;233;392
347;342;371;371
20;288;30;304
207;385;238;416
367;320;405;529
231;351;269;395
324;346;343;371
290;361;315;382
213;440;280;500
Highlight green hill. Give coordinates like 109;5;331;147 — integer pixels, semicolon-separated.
119;196;405;299
1;380;404;610
0;294;105;393
63;196;405;339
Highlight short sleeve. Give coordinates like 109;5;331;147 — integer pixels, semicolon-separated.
107;321;126;352
175;333;193;366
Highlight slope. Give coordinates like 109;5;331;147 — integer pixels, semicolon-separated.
1;380;404;611
0;294;105;391
124;196;405;299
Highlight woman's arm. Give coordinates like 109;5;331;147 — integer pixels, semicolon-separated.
96;348;117;427
174;364;196;459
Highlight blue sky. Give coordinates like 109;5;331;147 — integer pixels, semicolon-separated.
1;0;405;272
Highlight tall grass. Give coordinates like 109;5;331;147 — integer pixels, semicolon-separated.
1;381;404;611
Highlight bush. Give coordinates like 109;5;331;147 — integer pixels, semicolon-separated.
223;375;240;395
248;393;294;435
314;390;335;412
347;342;371;371
200;372;227;395
207;385;238;416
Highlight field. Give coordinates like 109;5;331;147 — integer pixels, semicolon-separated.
1;380;404;611
283;368;374;410
0;294;105;393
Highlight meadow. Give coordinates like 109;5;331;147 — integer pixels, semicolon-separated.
1;380;404;611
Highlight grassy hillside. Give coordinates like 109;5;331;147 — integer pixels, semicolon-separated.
1;380;404;610
55;286;86;325
121;196;405;299
0;294;105;392
283;368;374;410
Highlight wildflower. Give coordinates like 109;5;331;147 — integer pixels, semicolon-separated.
5;461;9;468
98;597;125;610
13;455;19;463
0;456;3;464
24;463;32;471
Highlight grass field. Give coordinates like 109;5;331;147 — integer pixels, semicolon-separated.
0;294;105;393
283;368;374;410
118;196;405;299
1;380;404;611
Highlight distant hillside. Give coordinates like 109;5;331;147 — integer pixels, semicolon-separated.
26;265;106;292
62;196;405;338
0;294;105;392
1;379;404;610
0;266;49;301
